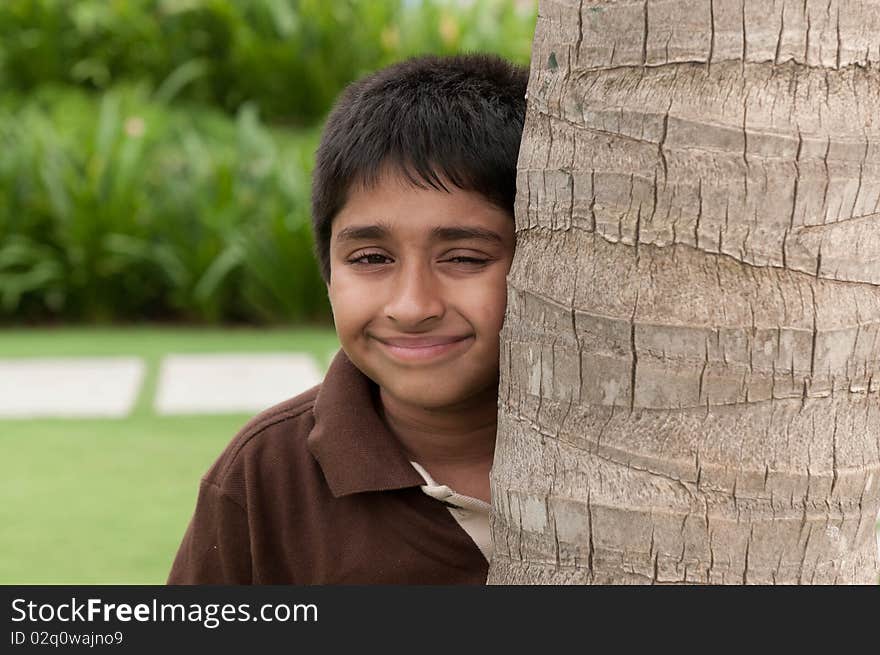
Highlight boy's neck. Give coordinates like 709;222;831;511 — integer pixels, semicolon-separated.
377;384;498;502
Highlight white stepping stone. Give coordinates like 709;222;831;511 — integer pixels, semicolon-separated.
154;353;324;415
0;357;144;419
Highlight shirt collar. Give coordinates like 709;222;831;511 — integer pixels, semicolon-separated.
307;349;425;497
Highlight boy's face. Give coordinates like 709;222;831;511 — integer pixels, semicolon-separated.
327;171;515;413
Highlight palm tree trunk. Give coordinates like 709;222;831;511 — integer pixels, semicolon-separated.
489;0;880;584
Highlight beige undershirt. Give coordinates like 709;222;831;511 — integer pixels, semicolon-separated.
410;461;493;563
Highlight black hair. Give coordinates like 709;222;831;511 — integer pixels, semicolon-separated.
311;53;529;282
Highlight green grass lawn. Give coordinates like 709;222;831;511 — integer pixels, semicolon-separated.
0;325;338;584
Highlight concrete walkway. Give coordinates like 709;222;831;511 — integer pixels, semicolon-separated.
0;353;324;419
0;357;144;419
154;353;323;415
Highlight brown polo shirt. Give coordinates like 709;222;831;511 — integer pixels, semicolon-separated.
167;349;489;584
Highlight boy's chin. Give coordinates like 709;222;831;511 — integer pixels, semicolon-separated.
380;377;499;413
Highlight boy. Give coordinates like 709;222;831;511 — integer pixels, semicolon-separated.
168;54;528;584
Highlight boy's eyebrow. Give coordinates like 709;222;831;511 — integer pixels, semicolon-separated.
334;224;390;243
334;223;504;245
430;226;504;244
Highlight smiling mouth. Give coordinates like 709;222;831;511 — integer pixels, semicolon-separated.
374;336;473;362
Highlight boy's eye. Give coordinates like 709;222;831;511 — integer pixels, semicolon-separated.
348;253;392;265
445;256;489;266
346;253;490;267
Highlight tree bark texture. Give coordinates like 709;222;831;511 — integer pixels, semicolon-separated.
489;0;880;584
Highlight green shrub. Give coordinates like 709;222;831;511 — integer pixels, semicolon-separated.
0;0;537;125
0;1;538;324
0;86;329;323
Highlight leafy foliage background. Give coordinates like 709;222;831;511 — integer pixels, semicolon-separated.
0;0;536;324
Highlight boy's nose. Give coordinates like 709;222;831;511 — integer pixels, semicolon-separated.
383;265;445;327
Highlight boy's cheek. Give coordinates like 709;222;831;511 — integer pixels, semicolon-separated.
329;281;381;334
